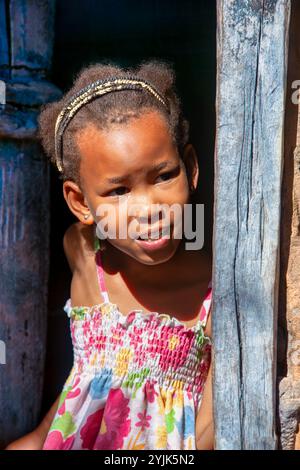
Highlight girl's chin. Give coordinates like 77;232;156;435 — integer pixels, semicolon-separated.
132;240;181;265
105;236;181;264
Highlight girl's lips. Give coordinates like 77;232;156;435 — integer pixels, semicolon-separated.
134;234;170;251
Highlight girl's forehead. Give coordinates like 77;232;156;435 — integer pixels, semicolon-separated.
76;110;169;145
76;111;177;176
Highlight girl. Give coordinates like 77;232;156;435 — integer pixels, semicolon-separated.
6;60;214;450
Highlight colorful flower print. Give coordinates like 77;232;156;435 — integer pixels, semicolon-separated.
135;410;151;431
143;380;159;403
176;405;195;440
80;407;105;450
89;368;113;399
58;376;81;415
93;388;131;450
43;430;75;450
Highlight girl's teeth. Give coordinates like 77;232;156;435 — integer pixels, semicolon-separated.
143;234;161;240
137;228;168;240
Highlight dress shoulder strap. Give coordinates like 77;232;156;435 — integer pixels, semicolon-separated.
198;280;212;328
94;232;110;304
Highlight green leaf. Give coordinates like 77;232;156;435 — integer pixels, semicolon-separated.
51;412;76;439
165;408;176;433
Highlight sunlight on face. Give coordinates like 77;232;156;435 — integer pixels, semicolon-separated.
75;110;191;265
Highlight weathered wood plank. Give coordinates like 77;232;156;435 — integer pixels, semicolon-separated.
213;0;290;449
0;0;9;73
9;0;56;77
0;0;60;448
0;140;50;446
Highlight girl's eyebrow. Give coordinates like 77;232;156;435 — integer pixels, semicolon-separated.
105;160;174;184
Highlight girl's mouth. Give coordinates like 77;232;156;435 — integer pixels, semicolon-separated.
134;234;170;251
134;226;171;251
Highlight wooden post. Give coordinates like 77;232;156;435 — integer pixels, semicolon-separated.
0;0;60;447
213;0;290;449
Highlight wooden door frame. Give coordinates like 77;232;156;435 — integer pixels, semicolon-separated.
213;0;291;450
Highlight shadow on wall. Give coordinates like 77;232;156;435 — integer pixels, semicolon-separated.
40;0;216;418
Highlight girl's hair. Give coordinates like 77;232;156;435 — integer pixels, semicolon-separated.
38;60;190;185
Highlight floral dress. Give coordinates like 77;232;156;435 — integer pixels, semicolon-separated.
43;236;213;450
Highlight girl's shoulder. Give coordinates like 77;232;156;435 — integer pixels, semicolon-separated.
63;222;95;273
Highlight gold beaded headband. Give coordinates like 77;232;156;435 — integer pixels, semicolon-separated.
54;76;169;173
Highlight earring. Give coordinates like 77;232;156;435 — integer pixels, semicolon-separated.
83;213;90;220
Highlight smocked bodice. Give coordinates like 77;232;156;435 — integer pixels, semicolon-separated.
64;299;212;398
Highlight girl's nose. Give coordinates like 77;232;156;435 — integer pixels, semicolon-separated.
137;209;162;225
128;193;162;224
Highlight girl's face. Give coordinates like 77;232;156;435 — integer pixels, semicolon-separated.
64;110;199;265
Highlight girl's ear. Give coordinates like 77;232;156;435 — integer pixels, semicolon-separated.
62;181;94;225
182;143;199;192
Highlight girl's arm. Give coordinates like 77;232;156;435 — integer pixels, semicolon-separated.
195;362;214;450
5;395;61;450
195;306;214;450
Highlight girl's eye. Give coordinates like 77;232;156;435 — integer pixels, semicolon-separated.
107;187;129;197
156;169;177;183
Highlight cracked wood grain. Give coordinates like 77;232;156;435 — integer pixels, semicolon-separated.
213;0;290;449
